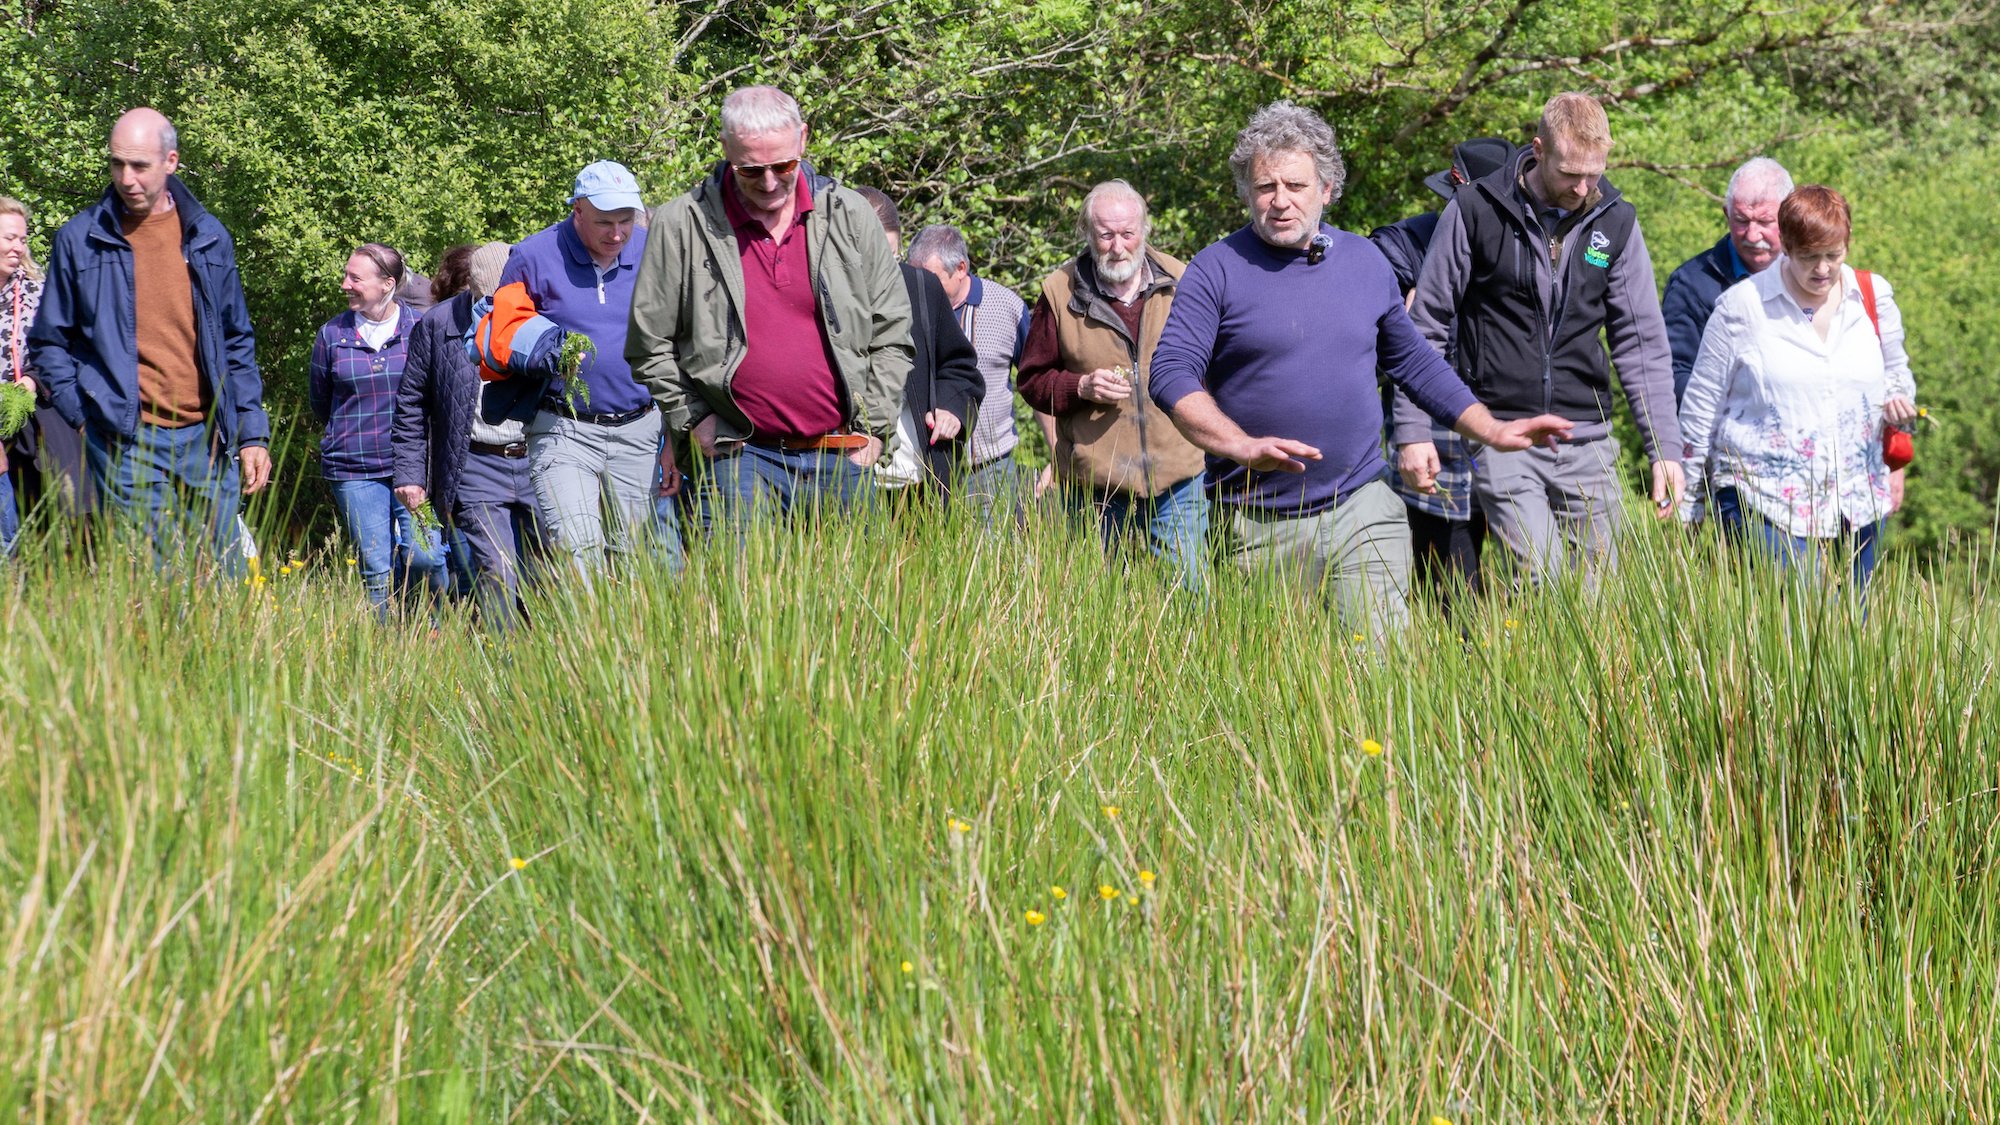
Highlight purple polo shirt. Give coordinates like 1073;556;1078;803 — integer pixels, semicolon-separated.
724;177;844;439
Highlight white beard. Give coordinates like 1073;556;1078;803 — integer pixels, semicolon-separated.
1094;247;1143;285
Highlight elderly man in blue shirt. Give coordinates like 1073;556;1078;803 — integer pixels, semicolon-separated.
484;160;683;577
1661;157;1793;404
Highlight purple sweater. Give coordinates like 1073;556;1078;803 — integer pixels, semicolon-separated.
1150;225;1477;515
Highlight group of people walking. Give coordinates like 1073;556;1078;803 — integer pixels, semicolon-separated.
0;86;1916;635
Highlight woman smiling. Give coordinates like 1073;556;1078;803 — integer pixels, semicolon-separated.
309;242;448;618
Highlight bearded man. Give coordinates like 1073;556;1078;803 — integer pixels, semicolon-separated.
1018;180;1208;591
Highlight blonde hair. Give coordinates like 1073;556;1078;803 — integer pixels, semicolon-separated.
0;197;41;283
1536;93;1612;150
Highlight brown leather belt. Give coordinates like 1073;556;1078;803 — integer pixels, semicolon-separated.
748;432;873;452
469;440;529;458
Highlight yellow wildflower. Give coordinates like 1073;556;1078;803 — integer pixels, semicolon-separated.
1504;618;1519;630
1139;869;1156;886
1361;738;1384;758
948;818;971;833
1350;632;1365;644
1431;1117;1453;1125
346;556;358;566
1025;910;1046;926
509;856;527;871
1051;885;1067;900
900;960;914;974
1101;804;1120;819
1098;884;1120;900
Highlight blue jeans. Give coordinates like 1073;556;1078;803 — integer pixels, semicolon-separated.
701;442;868;536
1073;471;1208;593
330;477;450;617
0;473;16;558
1714;486;1879;594
956;454;1026;527
85;422;244;576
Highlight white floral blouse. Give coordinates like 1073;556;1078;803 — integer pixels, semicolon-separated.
1678;262;1915;538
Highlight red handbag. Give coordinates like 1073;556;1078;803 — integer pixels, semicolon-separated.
1883;427;1915;470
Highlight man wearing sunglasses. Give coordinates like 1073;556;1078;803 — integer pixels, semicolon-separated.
627;85;911;535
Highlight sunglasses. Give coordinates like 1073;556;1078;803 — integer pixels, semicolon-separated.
731;157;801;182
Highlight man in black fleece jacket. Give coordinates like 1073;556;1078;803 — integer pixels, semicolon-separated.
1401;93;1683;586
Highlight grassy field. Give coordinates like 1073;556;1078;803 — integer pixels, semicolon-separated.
0;500;1995;1121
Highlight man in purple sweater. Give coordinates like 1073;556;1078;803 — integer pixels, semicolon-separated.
1149;101;1571;637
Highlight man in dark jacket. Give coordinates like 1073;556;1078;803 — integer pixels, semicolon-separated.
1402;93;1682;585
393;241;548;627
1661;157;1792;403
1375;137;1513;608
28;108;272;571
853;187;984;501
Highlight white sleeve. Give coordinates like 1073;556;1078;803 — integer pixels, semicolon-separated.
1869;274;1916;402
1676;289;1744;520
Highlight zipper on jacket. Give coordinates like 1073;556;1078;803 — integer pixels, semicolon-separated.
694;198;753;431
805;205;863;432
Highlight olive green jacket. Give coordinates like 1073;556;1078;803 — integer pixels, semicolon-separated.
625;162;912;442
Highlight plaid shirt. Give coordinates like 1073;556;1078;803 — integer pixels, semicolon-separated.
1388;425;1480;520
309;304;420;480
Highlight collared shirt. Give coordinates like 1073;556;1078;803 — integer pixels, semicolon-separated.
953;274;1030;465
310;303;422;480
1679;262;1917;536
495;216;652;415
1723;238;1751;281
1388;429;1479;520
722;176;844;439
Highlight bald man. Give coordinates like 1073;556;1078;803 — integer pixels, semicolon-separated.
28;108;272;572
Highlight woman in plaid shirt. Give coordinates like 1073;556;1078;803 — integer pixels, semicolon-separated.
309;243;449;618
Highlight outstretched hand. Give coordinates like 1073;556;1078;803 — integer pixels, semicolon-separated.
1232;436;1322;474
1483;413;1574;452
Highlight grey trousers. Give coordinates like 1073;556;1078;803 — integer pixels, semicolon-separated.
526;407;674;576
1219;478;1411;641
1472;436;1624;585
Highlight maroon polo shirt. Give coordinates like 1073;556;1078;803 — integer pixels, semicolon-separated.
723;176;845;439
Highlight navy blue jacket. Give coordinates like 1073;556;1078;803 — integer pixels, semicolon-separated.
1661;235;1747;405
27;177;270;449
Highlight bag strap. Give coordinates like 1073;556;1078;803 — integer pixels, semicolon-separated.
1854;268;1881;338
8;278;22;383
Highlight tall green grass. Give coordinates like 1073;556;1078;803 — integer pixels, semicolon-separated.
0;500;1994;1120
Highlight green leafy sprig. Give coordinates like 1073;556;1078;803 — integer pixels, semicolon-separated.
0;381;34;441
560;333;597;411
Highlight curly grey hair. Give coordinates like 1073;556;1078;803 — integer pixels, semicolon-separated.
1228;101;1345;206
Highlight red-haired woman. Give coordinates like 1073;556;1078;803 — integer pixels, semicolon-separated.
1678;184;1917;593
